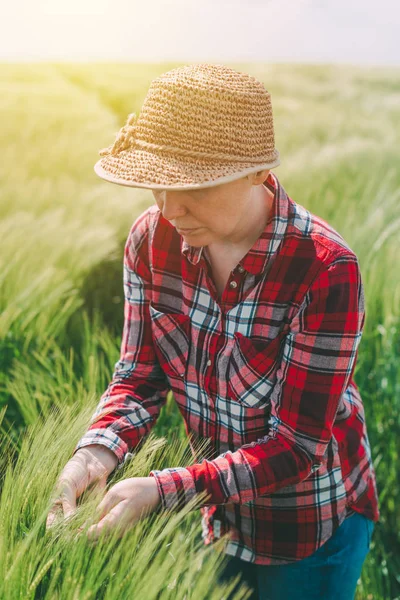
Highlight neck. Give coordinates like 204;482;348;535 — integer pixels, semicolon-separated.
207;183;274;255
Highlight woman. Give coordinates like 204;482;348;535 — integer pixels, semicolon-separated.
46;63;379;600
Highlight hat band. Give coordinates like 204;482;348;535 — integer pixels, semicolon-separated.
101;136;278;164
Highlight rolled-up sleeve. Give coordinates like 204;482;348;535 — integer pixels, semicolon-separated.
149;254;365;510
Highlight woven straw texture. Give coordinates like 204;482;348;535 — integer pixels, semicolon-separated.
94;63;281;190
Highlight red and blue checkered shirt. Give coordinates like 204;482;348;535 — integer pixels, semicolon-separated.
73;172;380;564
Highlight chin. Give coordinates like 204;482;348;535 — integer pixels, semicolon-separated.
183;236;206;247
179;228;209;245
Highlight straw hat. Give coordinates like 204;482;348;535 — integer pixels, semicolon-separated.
94;63;281;190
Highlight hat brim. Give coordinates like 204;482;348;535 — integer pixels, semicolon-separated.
93;148;280;191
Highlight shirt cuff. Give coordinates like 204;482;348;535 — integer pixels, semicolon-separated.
148;467;200;512
73;428;129;466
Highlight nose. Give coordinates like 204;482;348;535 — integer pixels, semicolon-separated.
157;193;188;223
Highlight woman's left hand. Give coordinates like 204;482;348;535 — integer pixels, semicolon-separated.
83;477;161;542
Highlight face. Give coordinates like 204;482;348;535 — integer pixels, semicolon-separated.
151;171;270;247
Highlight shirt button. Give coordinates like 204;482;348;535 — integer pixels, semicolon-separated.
229;280;238;289
237;265;245;273
206;359;212;366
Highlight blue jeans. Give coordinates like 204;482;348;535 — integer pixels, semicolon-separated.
216;512;375;600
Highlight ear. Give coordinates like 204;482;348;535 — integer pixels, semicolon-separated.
249;169;271;185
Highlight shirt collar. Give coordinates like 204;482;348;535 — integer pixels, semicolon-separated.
181;171;290;276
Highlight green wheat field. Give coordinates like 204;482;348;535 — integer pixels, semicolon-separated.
0;62;399;599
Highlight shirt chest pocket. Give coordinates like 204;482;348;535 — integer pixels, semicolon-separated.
227;331;286;409
149;303;191;381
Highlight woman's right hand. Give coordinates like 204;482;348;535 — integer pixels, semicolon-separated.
46;444;119;529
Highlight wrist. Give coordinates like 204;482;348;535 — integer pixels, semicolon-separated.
148;475;162;511
79;445;119;474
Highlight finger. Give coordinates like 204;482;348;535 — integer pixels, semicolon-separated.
61;486;77;520
87;502;129;541
46;493;67;527
49;480;77;521
93;487;120;522
87;513;117;541
85;474;108;502
46;503;63;529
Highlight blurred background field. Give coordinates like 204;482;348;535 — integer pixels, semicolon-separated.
0;62;399;598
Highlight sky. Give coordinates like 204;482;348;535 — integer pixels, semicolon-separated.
1;0;400;66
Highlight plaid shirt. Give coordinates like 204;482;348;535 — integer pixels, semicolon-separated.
73;172;380;564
